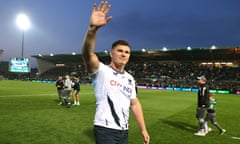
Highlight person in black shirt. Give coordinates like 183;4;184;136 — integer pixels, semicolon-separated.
56;76;64;105
194;75;210;136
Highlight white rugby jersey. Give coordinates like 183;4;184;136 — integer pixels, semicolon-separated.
91;62;137;130
64;78;72;90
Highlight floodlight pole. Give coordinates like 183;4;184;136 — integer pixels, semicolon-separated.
21;30;25;58
16;13;30;59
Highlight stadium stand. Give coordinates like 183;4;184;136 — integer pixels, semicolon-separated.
0;49;3;62
1;47;240;93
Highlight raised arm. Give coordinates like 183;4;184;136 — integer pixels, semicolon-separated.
81;1;112;73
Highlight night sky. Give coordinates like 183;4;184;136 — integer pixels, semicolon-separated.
1;0;240;67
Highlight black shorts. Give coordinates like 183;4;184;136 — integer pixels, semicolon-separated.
205;112;216;122
73;89;80;95
94;125;128;144
196;107;207;119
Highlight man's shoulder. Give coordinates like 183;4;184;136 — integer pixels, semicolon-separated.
124;71;134;79
98;62;108;70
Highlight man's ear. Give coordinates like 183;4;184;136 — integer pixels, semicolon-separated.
109;50;113;58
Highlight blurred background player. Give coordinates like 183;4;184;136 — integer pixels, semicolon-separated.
62;74;72;108
194;75;210;136
71;74;80;105
204;93;226;135
56;75;64;105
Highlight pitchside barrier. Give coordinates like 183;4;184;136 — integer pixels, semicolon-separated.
31;80;240;95
137;85;240;95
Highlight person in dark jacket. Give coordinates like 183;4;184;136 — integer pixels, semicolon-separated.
194;75;210;136
56;76;64;105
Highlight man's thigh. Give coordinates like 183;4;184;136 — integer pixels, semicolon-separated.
94;126;128;144
196;107;207;119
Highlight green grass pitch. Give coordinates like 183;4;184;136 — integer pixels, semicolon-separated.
0;80;239;144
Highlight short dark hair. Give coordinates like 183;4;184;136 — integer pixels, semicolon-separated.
111;40;131;50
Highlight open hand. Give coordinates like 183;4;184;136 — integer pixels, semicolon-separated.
90;1;112;28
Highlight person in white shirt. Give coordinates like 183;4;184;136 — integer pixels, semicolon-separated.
81;1;149;144
63;74;72;108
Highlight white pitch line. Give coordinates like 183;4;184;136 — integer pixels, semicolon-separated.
0;93;56;97
232;137;240;140
0;92;94;98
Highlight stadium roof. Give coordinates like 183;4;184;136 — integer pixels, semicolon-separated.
32;54;82;65
33;47;240;65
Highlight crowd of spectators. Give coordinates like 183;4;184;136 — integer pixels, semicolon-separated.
126;62;239;92
1;61;239;92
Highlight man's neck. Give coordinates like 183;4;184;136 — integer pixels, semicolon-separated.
109;62;125;73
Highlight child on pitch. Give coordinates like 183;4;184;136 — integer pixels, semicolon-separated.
71;74;80;105
204;93;226;135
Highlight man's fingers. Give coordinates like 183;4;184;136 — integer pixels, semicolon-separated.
144;135;150;144
106;16;112;23
97;1;105;11
103;4;111;14
92;3;97;12
97;1;110;13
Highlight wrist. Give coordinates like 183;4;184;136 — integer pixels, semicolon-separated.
88;25;98;32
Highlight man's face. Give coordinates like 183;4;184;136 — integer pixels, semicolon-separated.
110;45;130;66
198;79;205;84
